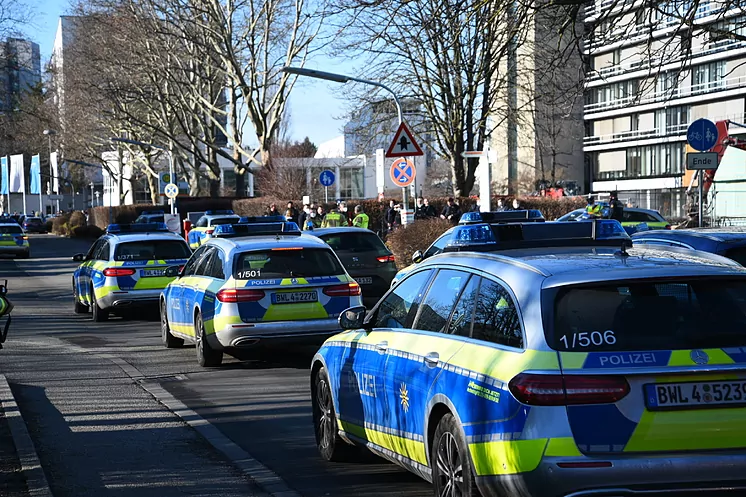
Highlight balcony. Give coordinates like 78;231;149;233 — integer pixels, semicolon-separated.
587;38;746;82
586;0;726;28
584;73;746;113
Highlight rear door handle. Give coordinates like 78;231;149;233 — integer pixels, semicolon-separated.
375;341;388;353
424;352;439;368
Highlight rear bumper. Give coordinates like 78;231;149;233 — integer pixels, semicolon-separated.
211;317;342;349
98;289;162;310
0;246;28;256
476;452;746;497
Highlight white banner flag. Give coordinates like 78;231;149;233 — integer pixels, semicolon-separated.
9;154;24;193
51;152;59;194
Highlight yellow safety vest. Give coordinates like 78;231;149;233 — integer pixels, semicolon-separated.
322;211;344;228
352;213;369;229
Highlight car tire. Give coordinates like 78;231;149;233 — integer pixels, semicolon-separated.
195;312;222;367
91;286;108;322
73;284;89;314
313;366;361;462
161;300;183;348
431;413;480;497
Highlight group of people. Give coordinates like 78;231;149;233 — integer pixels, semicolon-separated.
265;201;370;231
584;191;624;221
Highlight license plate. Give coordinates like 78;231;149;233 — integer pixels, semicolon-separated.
645;381;746;410
272;291;318;304
141;269;166;277
356;277;373;285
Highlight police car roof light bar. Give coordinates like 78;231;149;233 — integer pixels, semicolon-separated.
205;209;235;215
212;222;302;238
238;215;286;224
106;222;170;234
444;220;629;252
458;210;545;225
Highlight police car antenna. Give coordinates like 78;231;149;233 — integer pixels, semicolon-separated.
616;238;632;258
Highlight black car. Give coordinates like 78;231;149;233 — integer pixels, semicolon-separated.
305;227;396;307
632;227;746;265
22;217;46;234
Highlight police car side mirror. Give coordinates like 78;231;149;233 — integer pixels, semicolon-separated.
412;250;423;264
165;265;182;278
72;253;85;262
339;306;366;330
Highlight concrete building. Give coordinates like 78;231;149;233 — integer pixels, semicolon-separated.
0;38;41;112
584;1;746;217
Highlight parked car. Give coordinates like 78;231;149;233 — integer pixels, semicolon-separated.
22;217;46;234
305;227;396;307
558;206;670;230
633;227;746;265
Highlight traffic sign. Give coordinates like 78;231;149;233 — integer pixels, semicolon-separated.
164;183;179;199
686;152;719;170
385;122;424;158
461;150;486;159
390;158;416;187
319;170;335;187
687;118;719;151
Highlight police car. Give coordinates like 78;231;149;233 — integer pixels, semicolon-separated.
0;222;30;258
311;220;746;496
72;223;191;321
160;222;363;367
187;210;242;249
134;210;165;224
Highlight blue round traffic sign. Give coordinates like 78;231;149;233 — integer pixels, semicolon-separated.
390;158;416;187
319;170;335;187
687;118;719;151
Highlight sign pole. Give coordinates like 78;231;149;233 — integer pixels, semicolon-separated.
325;186;328;204
698;170;704;228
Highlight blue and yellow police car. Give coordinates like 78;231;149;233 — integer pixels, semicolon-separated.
160;221;363;367
187;210;242;249
72;223;191;322
312;219;746;496
0;222;30;258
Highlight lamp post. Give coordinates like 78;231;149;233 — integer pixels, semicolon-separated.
43;129;58;214
281;67;411;210
110;137;174;214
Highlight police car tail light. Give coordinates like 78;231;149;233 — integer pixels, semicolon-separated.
323;282;361;297
376;255;395;263
206;229;215;235
216;289;265;303
508;373;629;406
102;268;137;277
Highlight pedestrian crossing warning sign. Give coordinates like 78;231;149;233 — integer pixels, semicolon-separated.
385;122;424;158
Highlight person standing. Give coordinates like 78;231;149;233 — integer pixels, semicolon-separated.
285;201;299;224
496;198;506;211
352;205;369;229
298;204;311;229
440;197;462;224
266;203;280;217
385;200;397;232
609;191;624;222
511;198;521;210
322;204;344;228
585;196;602;218
469;196;481;212
423;198;436;218
414;197;428;220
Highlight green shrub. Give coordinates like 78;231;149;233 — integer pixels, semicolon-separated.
69;211;87;229
52;213;72;236
71;225;105;239
385;218;452;269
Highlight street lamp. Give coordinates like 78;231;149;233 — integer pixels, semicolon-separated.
281;66;411;209
43;129;58;214
110;137;175;214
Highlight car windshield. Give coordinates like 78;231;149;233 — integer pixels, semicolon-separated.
113;240;191;261
548;278;746;351
0;225;22;234
319;232;389;255
25;218;42;224
233;248;344;279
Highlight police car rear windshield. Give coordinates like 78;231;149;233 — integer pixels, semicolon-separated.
317;232;389;255
0;225;22;234
136;215;164;223
548;278;746;351
210;217;239;225
233;248;344;279
113;241;191;261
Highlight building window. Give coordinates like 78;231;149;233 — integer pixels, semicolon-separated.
692;61;725;93
595;144;685;181
339;168;364;199
655;105;689;134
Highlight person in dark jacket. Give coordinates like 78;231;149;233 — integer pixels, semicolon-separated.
414;197;429;220
423;198;437;218
440;197;462;224
384;200;397;232
609;191;624;221
285;201;299;224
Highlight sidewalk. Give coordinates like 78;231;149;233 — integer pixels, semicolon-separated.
0;402;30;497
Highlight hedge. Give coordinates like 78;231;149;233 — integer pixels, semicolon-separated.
385;218;453;269
52;211;87;237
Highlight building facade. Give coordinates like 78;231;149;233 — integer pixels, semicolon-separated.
584;1;746;217
0;38;40;112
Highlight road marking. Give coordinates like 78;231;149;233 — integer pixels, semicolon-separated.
40;338;299;497
0;374;54;497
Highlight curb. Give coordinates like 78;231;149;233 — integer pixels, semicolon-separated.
0;374;54;497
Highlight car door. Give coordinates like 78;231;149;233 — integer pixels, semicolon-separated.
382;269;477;466
182;247;217;334
197;247;229;335
335;269;435;455
77;239;102;304
172;245;210;331
88;240;110;303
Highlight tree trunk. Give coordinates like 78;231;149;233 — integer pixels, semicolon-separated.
234;147;246;197
147;173;159;205
188;169;200;196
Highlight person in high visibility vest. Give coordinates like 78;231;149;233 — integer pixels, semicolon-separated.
585;196;603;217
352;205;369;229
322;206;345;228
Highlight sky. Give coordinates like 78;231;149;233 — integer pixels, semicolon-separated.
30;0;349;148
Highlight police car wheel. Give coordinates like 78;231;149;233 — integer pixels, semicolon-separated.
195;312;222;367
431;413;480;497
313;366;360;462
161;300;183;348
90;286;108;322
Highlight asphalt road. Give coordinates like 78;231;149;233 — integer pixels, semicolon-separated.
1;234;430;497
